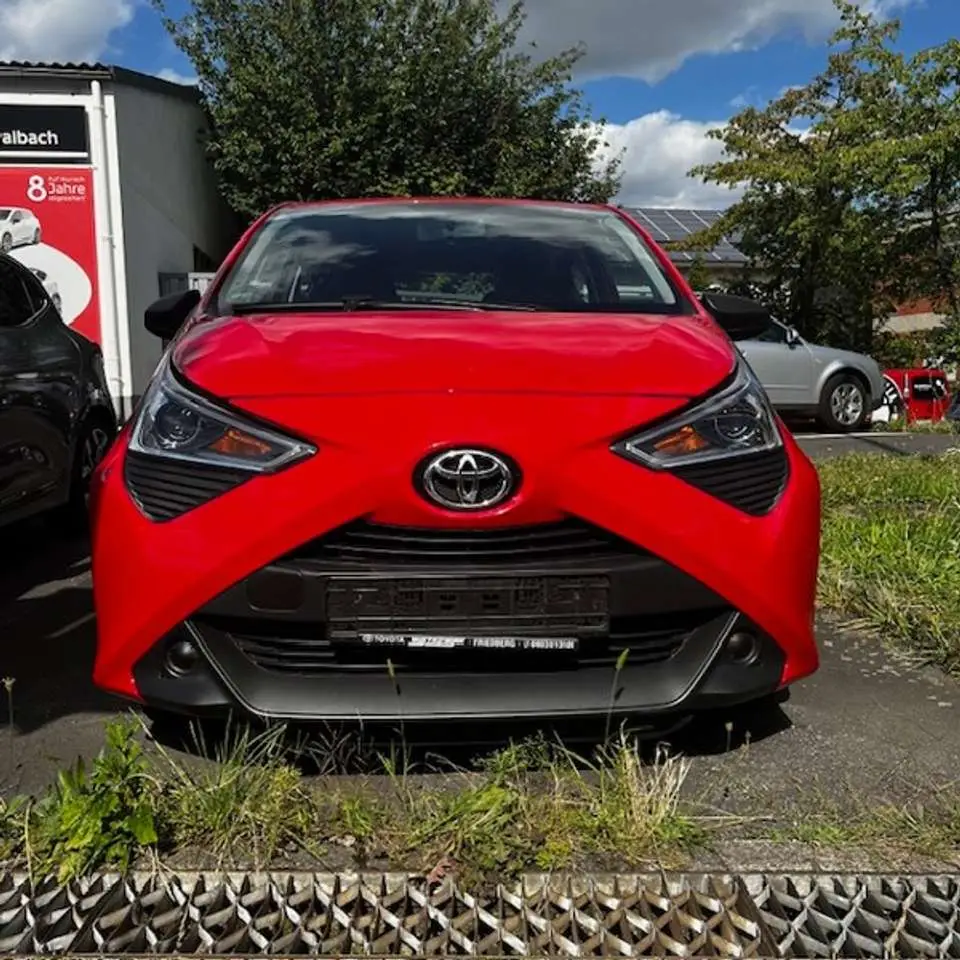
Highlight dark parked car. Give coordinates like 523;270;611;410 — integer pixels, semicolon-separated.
0;253;116;529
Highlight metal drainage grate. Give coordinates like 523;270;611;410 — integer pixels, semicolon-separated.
0;872;958;957
746;874;960;960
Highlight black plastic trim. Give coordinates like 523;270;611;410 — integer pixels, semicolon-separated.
285;517;652;568
124;451;251;522
131;610;785;721
672;448;789;516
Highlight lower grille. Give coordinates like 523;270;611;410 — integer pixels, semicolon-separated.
202;608;724;675
673;448;788;516
287;518;648;569
125;451;249;522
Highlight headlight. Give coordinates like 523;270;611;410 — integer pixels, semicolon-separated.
128;357;315;473
615;361;782;469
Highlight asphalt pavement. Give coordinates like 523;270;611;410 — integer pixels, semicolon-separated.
795;429;960;460
1;431;958;859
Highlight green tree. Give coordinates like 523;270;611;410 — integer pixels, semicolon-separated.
855;39;960;358
684;254;711;293
155;0;621;217
689;1;903;351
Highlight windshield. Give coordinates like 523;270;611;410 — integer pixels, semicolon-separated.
216;202;692;315
0;210;10;220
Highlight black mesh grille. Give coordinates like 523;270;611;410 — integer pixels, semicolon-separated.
673;448;788;515
124;451;250;522
288;518;647;569
209;608;721;675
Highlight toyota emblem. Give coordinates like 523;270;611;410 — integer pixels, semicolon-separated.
417;448;518;510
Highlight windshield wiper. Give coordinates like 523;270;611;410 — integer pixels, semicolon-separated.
398;297;541;312
229;299;390;314
229;297;541;314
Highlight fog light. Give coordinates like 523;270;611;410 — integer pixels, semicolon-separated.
726;631;759;665
165;638;199;677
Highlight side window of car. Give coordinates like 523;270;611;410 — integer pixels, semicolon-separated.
754;321;787;343
0;258;40;328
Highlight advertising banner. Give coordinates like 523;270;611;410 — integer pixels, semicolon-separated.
0;104;89;163
0;166;100;343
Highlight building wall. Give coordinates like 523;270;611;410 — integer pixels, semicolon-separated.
112;83;236;405
0;80;128;409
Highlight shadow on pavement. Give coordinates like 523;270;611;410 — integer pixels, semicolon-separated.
0;517;115;734
148;696;792;774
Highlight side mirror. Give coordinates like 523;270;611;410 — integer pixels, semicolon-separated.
145;288;201;340
785;325;802;346
699;292;771;341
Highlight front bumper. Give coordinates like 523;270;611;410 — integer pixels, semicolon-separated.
129;518;787;721
92;403;820;723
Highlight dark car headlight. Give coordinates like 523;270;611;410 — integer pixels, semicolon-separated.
615;361;782;470
128;356;315;473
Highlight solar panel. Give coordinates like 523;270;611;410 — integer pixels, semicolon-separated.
630;209;671;241
673;212;712;234
625;207;746;265
645;212;688;241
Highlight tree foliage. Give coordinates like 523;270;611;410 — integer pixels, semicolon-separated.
690;0;960;354
155;0;620;217
684;254;711;293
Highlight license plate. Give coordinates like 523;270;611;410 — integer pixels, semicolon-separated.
326;576;609;621
358;634;579;652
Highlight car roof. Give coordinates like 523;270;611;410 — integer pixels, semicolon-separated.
264;196;616;216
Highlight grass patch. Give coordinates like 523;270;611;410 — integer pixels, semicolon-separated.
154;723;317;866
818;453;960;677
870;418;955;434
0;719;704;881
378;735;702;879
772;793;960;863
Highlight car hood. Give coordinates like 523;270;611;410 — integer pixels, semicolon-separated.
172;309;735;400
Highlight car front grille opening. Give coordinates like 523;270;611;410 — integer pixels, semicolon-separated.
198;608;726;676
124;452;251;522
672;447;788;516
286;517;649;569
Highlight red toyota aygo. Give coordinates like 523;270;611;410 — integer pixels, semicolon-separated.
90;198;820;727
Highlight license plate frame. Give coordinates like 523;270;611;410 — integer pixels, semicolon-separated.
325;574;610;640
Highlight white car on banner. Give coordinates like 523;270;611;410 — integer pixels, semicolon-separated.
0;206;41;252
30;267;62;313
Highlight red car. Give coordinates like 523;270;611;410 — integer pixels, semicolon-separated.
90;198;820;726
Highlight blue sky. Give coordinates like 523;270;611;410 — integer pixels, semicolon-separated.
2;0;957;207
585;1;957;126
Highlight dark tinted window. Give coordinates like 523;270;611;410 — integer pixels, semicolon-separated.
217;202;693;315
753;321;788;343
0;257;39;328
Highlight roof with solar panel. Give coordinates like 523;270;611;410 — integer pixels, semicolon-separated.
622;208;748;265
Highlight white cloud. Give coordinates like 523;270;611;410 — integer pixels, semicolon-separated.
156;68;198;86
0;0;133;63
507;0;920;81
596;111;742;208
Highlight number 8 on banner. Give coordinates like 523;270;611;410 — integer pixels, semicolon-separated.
27;175;47;203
